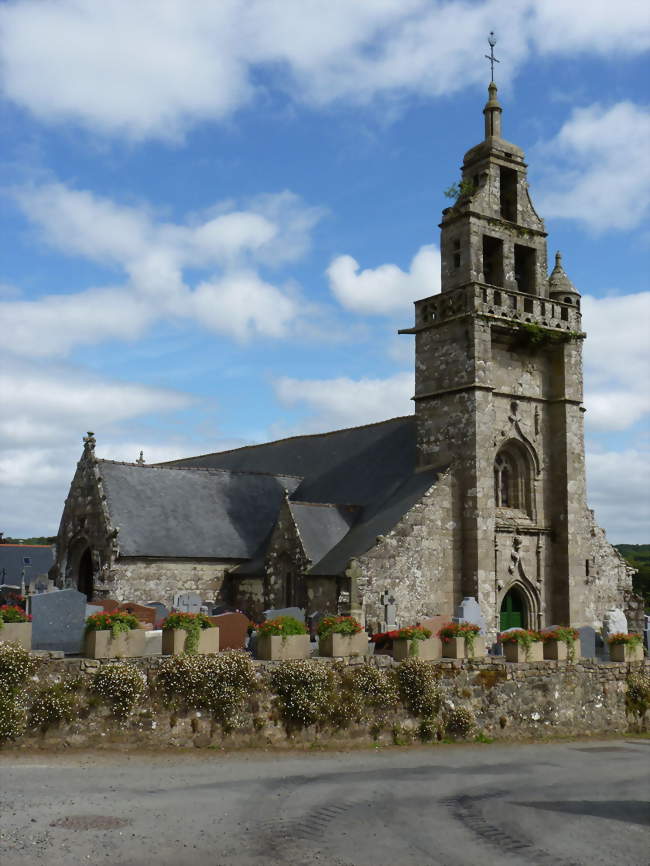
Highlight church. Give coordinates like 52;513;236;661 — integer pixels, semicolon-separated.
51;82;637;639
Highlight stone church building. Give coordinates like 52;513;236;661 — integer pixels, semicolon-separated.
52;84;636;637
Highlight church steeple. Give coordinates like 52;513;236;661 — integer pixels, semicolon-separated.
483;81;502;139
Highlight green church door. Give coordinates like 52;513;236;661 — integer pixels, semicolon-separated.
500;588;525;631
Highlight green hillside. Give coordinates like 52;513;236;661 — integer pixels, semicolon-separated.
615;544;650;609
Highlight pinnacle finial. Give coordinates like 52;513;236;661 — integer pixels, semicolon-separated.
484;31;500;83
555;251;563;268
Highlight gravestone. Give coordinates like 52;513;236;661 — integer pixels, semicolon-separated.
578;626;597;659
120;602;156;627
418;615;446;638
208;612;250;650
85;603;103;619
30;588;87;653
145;601;169;628
144;630;162;655
453;596;486;634
263;606;305;623
308;611;327;641
0;585;22;606
100;599;121;614
173;592;202;614
29;576;51;595
602;607;627;639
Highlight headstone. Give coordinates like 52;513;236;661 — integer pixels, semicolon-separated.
145;601;169;628
0;585;23;606
173;592;202;614
100;599;121;614
85;603;103;619
602;607;627;639
453;596;486;634
308;611;327;641
144;630;162;655
30;588;87;654
263;606;305;623
28;575;50;595
418;615;447;638
119;601;156;627
578;626;597;659
208;612;250;650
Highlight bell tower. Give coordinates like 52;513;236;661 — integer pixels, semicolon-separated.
400;64;589;633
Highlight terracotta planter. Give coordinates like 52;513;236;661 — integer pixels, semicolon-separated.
610;643;643;663
85;628;146;659
319;632;368;657
393;637;442;661
543;640;579;661
255;633;310;660
161;627;219;655
503;640;543;662
442;636;486;659
0;622;32;649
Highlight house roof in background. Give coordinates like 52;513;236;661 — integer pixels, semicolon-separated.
0;545;55;585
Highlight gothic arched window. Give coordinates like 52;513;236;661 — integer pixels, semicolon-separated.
494;442;532;515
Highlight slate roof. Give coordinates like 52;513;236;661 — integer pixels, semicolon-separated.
289;502;359;566
0;545;55;585
99;462;301;559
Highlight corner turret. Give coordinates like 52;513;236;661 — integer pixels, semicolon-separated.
548;251;581;309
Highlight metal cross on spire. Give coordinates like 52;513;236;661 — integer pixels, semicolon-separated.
484;31;500;82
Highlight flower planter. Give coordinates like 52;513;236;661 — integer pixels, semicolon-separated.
85;628;146;659
610;643;643;663
318;632;368;657
161;627;219;656
543;640;578;661
0;622;32;649
255;633;310;661
442;636;485;659
393;636;442;661
504;641;543;662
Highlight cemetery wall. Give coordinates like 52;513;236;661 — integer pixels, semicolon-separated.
4;654;646;752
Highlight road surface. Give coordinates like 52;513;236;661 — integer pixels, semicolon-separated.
1;739;648;865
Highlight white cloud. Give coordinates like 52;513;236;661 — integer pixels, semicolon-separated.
1;1;647;140
3;181;323;355
274;371;413;432
586;448;650;544
582;292;650;432
328;244;440;315
535;102;650;232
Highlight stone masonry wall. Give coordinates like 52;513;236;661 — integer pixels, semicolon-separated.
5;654;646;752
109;559;233;607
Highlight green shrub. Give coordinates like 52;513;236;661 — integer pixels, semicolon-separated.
0;641;37;695
0;693;26;743
418;716;439;742
157;651;256;731
445;706;476;738
91;663;145;719
85;612;139;637
396;658;441;717
626;671;650;718
270;660;332;729
316;616;363;638
29;683;76;732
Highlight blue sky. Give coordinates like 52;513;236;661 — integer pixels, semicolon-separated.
0;0;648;542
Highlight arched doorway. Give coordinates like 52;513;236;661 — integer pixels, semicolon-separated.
78;548;94;600
500;586;527;631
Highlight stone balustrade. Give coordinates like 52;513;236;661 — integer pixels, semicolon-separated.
415;283;582;332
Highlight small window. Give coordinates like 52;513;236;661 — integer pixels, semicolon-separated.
453;239;460;250
453;253;461;268
500;166;517;221
563;296;573;305
514;244;537;294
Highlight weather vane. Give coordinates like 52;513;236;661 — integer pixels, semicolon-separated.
485;31;499;82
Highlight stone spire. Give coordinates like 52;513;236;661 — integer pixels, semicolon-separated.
136;450;146;466
548;251;581;304
483;81;503;140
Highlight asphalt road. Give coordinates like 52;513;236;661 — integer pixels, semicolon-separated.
1;739;648;866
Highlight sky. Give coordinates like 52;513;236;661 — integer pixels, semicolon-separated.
0;0;649;544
